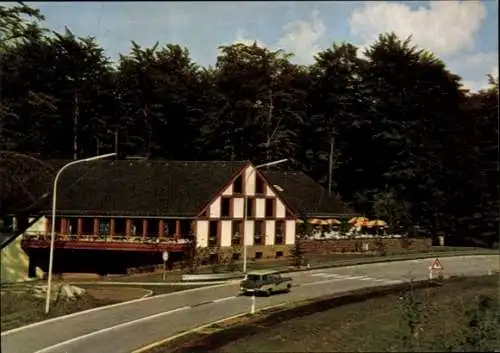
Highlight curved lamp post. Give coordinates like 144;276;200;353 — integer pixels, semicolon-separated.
45;153;116;314
242;158;288;274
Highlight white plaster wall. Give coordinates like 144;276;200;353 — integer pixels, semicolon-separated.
276;199;286;218
255;198;265;218
244;166;256;196
209;197;221;218
233;198;244;218
2;217;45;283
265;220;275;245
265;185;275;197
244;220;254;246
196;220;209;247
24;216;47;235
285;220;296;245
220;220;232;247
222;184;233;196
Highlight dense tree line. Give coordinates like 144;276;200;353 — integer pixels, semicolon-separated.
1;3;498;247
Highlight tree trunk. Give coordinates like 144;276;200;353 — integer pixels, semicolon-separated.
328;135;334;194
73;91;79;160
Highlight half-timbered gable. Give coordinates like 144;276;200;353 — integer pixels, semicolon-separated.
196;164;298;248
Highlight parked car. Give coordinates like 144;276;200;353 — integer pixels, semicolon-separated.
239;270;292;296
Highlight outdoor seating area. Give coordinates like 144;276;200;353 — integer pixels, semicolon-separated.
297;216;401;240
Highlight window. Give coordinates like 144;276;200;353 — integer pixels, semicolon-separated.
148;219;159;237
254;221;264;245
81;218;94;235
180;220;191;236
131;219;142;236
275;221;285;244
208;221;218;246
275;251;284;258
233;175;243;194
246;198;254;217
255;176;265;194
68;218;78;235
115;218;126;236
99;219;110;236
221;198;231;217
232;221;242;245
265;199;274;218
255;252;263;259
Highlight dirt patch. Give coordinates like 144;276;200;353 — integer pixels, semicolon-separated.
83;286;151;301
147;275;499;353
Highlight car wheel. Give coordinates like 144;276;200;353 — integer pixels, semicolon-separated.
266;289;272;297
286;284;291;292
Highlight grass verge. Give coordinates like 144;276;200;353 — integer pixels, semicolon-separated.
145;274;500;353
0;283;207;332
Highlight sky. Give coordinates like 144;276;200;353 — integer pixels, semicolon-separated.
19;1;500;91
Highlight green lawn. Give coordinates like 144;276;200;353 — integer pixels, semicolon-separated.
150;275;500;353
0;283;205;332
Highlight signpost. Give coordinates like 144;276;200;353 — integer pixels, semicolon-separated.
162;251;169;281
251;294;256;315
428;257;443;280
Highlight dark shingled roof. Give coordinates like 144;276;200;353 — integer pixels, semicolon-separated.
262;170;357;218
39;160;248;217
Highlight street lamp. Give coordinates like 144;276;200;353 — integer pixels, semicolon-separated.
242;158;288;274
45;153;116;314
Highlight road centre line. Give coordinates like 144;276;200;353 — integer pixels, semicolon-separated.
33;306;190;353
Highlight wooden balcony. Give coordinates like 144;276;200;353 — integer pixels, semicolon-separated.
21;232;191;252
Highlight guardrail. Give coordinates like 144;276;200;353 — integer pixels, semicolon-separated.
181;272;245;282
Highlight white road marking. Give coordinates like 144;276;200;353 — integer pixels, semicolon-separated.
302;278;347;286
311;273;328;277
1;282;233;337
213;296;236;303
33;306;190;353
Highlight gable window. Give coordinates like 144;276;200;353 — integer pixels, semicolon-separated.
254;221;264;245
233;175;243;194
221;198;231;217
255;175;265;194
265;198;274;218
246;198;254;217
208;221;218;247
275;221;285;244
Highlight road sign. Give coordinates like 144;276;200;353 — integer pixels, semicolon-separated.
162;251;169;262
430;258;443;270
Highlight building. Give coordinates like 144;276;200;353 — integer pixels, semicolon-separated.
13;159;355;277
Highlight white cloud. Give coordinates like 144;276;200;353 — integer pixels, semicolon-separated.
348;1;487;56
233;29;267;48
229;10;327;64
277;9;326;63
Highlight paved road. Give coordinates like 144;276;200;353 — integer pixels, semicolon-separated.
1;255;498;353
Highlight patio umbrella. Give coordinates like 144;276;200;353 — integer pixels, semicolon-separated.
348;216;369;224
367;220;387;227
307;218;330;226
295;219;305;224
326;219;341;225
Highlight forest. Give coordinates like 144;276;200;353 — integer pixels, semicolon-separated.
1;3;498;247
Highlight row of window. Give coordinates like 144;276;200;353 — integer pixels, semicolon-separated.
220;198;281;218
49;218;192;237
207;220;285;246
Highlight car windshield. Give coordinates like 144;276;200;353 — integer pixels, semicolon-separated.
247;275;261;281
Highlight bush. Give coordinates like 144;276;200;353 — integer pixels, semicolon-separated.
290;240;305;268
